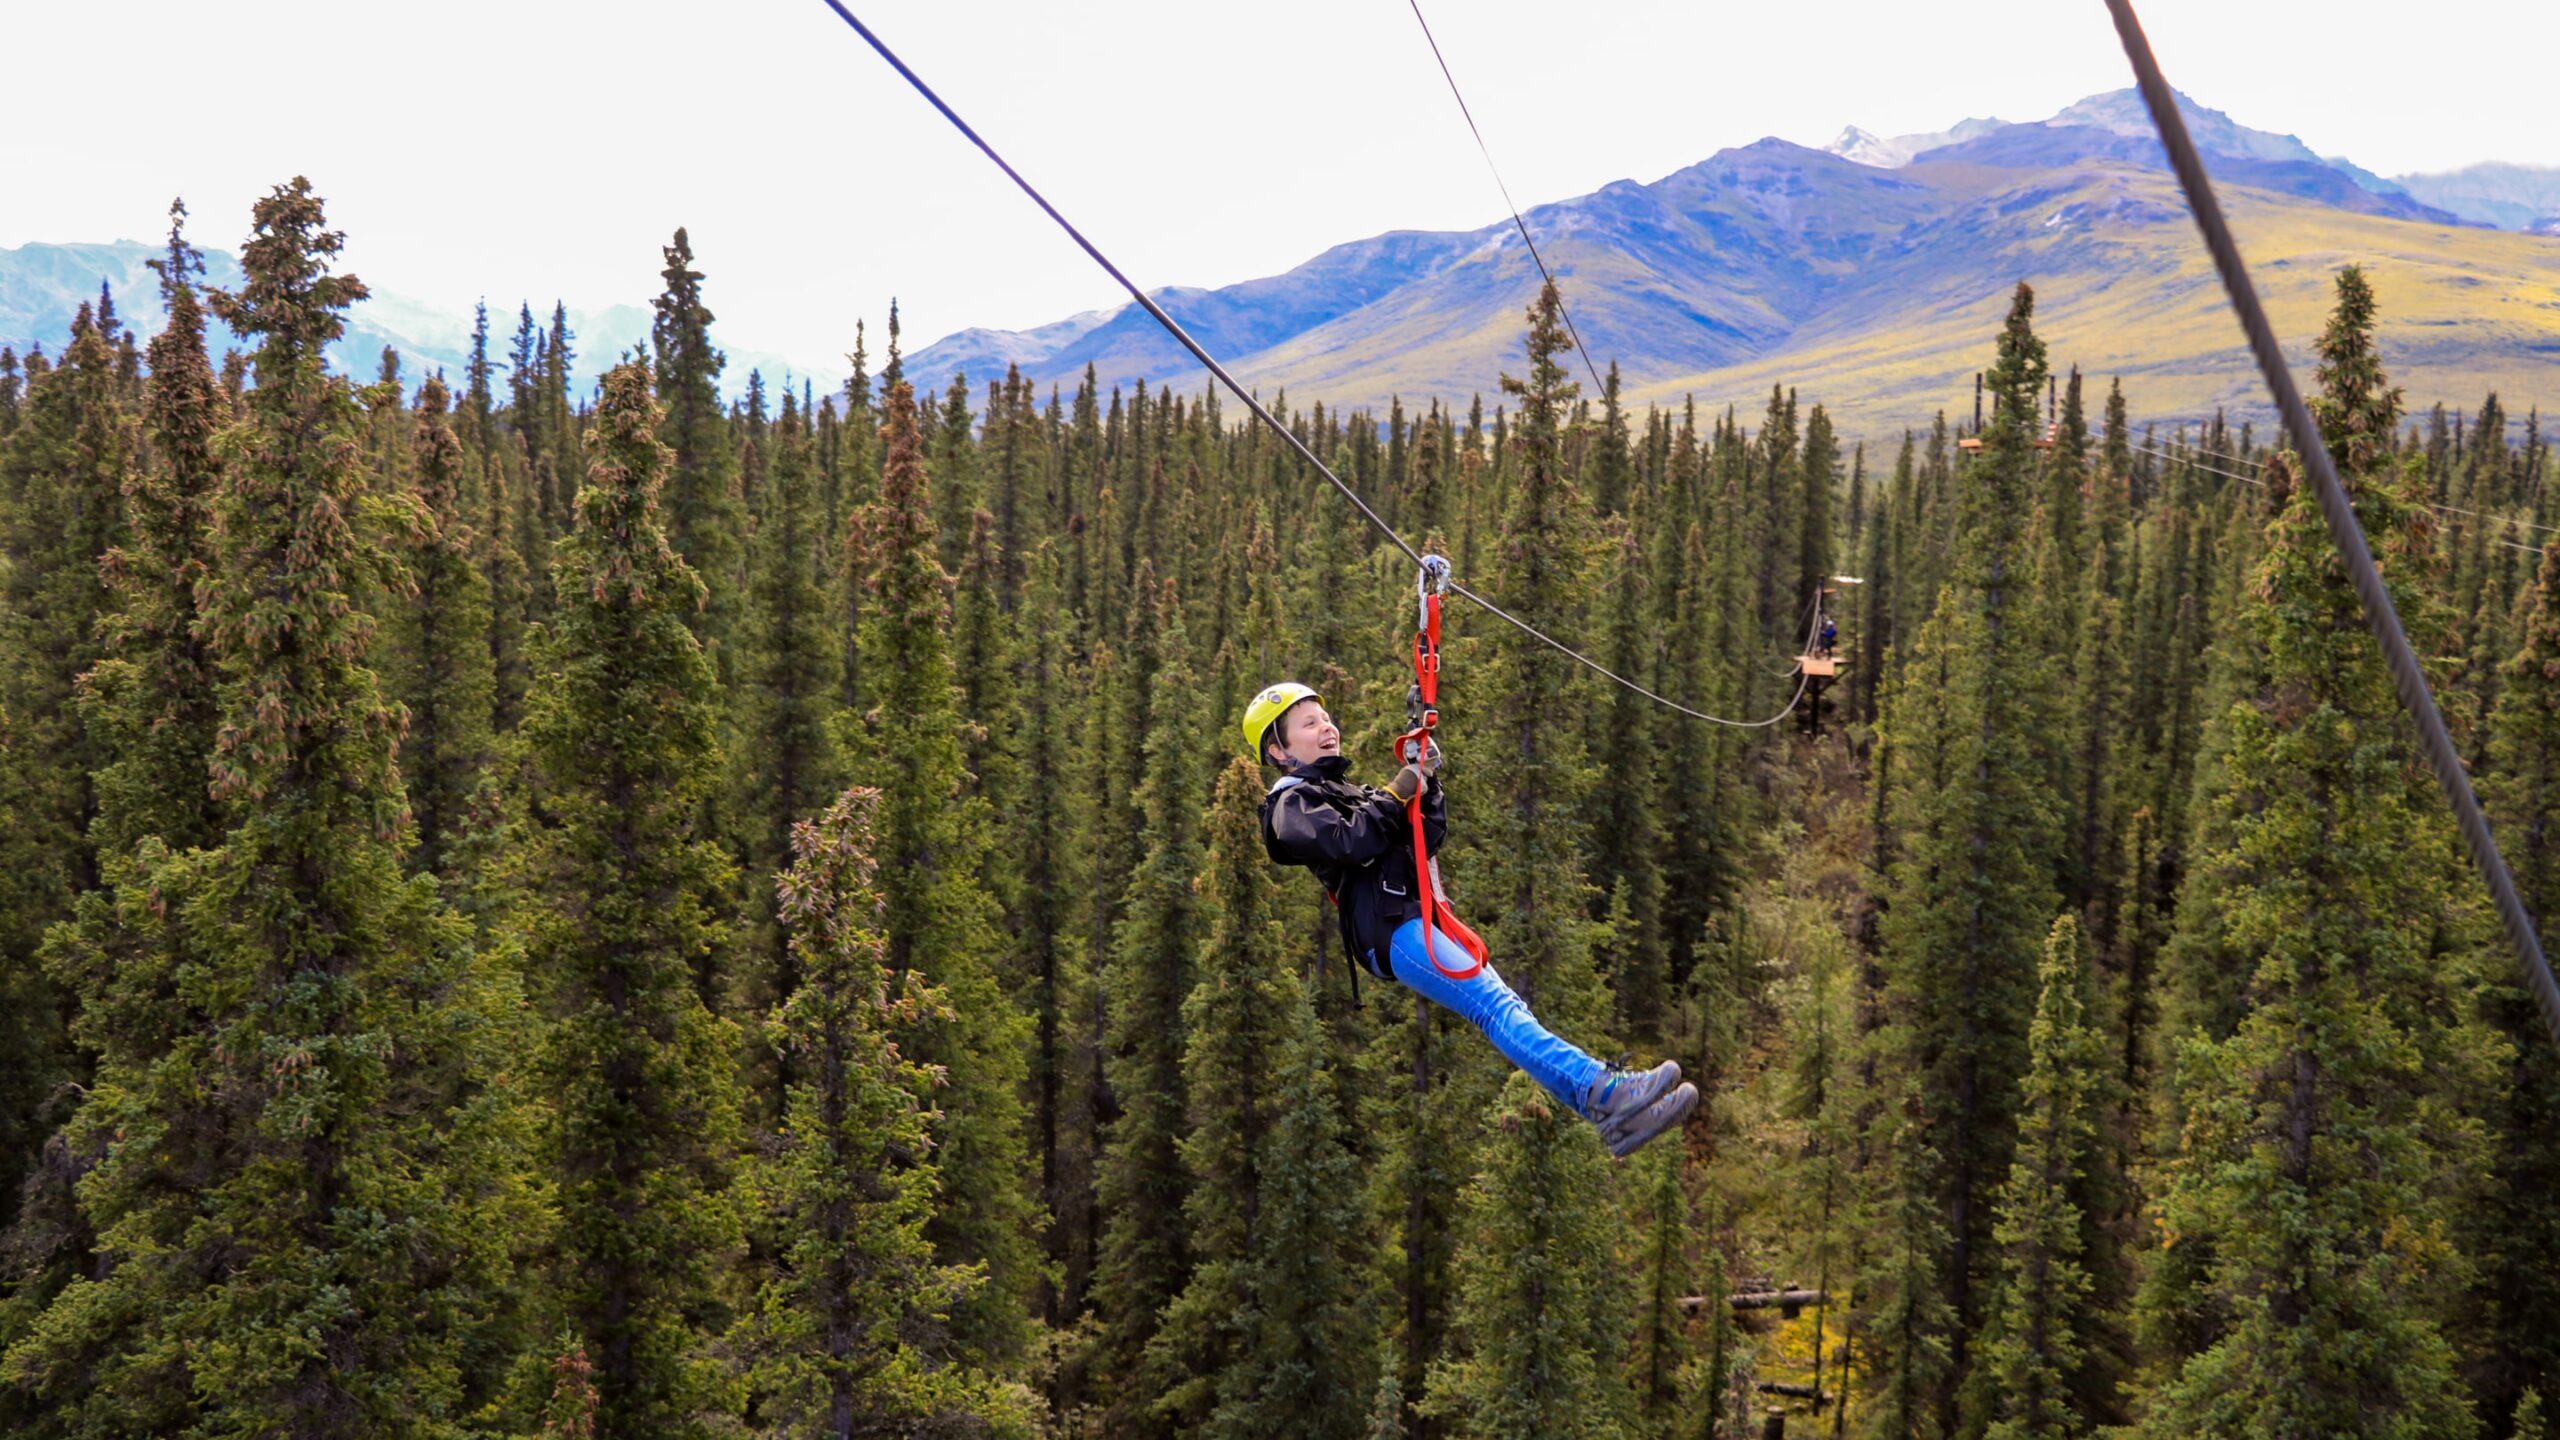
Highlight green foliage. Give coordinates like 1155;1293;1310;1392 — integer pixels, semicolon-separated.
734;786;1031;1436
1093;578;1208;1433
514;358;745;1436
1424;1072;1633;1440
651;229;741;672
730;387;844;1120
1152;758;1376;1439
1624;1142;1699;1438
1967;916;2105;1440
1875;284;2065;1420
2142;270;2486;1440
5;180;2551;1440
850;377;1039;1369
379;373;497;877
6;178;529;1437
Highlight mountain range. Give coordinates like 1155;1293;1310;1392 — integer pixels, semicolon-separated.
9;88;2556;435
904;88;2560;435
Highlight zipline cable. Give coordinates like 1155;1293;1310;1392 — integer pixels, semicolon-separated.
1402;0;1610;398
2132;443;2550;555
811;0;1418;570
2106;0;2560;1053
817;0;1815;731
2140;438;2560;539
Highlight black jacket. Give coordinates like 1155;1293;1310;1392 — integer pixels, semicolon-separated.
1259;753;1448;976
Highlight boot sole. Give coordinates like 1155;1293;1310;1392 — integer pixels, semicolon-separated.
1604;1082;1699;1158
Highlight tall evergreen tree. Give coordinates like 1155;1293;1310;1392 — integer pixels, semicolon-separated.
83;200;224;859
1966;917;2106;1440
650;229;741;670
1470;282;1602;1025
735;787;1028;1437
7;177;524;1436
515;359;746;1437
1092;577;1207;1434
850;378;1038;1368
1877;284;2062;1423
380;373;496;877
731;388;844;1120
2143;268;2484;1440
1421;1073;1632;1440
2471;534;2560;1428
1151;756;1376;1439
1623;1141;1700;1439
0;293;131;996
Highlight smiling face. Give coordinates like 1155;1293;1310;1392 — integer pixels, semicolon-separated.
1266;697;1340;768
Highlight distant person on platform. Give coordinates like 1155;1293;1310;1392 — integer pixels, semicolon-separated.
1244;681;1697;1158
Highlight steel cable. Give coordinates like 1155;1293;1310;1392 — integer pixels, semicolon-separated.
2106;0;2560;1052
817;0;1814;731
1402;0;1610;398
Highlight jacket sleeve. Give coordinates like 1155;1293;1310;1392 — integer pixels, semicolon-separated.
1419;771;1448;851
1266;785;1408;868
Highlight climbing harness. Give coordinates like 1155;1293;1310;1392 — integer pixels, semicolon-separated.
1396;555;1490;980
811;0;2560;1056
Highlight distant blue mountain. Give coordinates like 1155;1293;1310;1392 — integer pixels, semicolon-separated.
899;87;2532;426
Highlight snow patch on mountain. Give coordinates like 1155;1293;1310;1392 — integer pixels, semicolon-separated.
1825;117;2005;169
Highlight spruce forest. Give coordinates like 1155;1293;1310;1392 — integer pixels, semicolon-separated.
2;178;2557;1440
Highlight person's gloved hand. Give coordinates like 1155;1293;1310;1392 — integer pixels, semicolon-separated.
1388;764;1426;803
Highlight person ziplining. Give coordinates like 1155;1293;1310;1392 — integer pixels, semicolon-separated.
1243;561;1700;1159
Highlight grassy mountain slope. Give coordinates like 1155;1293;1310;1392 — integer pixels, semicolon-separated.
912;128;2560;438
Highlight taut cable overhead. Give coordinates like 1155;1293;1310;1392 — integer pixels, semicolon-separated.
2105;0;2560;1053
816;0;1816;731
1402;0;1610;399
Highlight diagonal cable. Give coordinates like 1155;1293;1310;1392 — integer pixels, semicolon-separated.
2105;0;2560;1052
1403;0;1611;399
816;0;1808;730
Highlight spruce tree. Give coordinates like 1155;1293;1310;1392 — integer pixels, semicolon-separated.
1422;1072;1632;1440
2144;268;2483;1440
849;378;1038;1368
1967;917;2104;1440
83;200;224;859
380;373;497;877
1011;542;1095;1328
735;787;1028;1437
7;177;524;1436
2475;535;2560;1426
1800;401;1839;630
1151;756;1376;1439
1092;576;1207;1434
1471;281;1603;1026
731;387;844;1120
1590;521;1668;1041
1624;1141;1699;1439
1876;285;2063;1419
650;229;741;670
514;359;745;1436
0;293;131;1048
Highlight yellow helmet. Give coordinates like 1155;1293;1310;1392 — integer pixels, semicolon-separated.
1242;681;1322;760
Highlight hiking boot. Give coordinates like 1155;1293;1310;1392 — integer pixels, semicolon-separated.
1584;1060;1693;1154
1600;1080;1698;1157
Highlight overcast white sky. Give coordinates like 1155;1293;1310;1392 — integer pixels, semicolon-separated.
7;0;2555;375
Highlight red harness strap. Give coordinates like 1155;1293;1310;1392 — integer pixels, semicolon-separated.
1399;560;1487;981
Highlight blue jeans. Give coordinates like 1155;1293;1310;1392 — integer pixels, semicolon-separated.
1387;918;1607;1116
